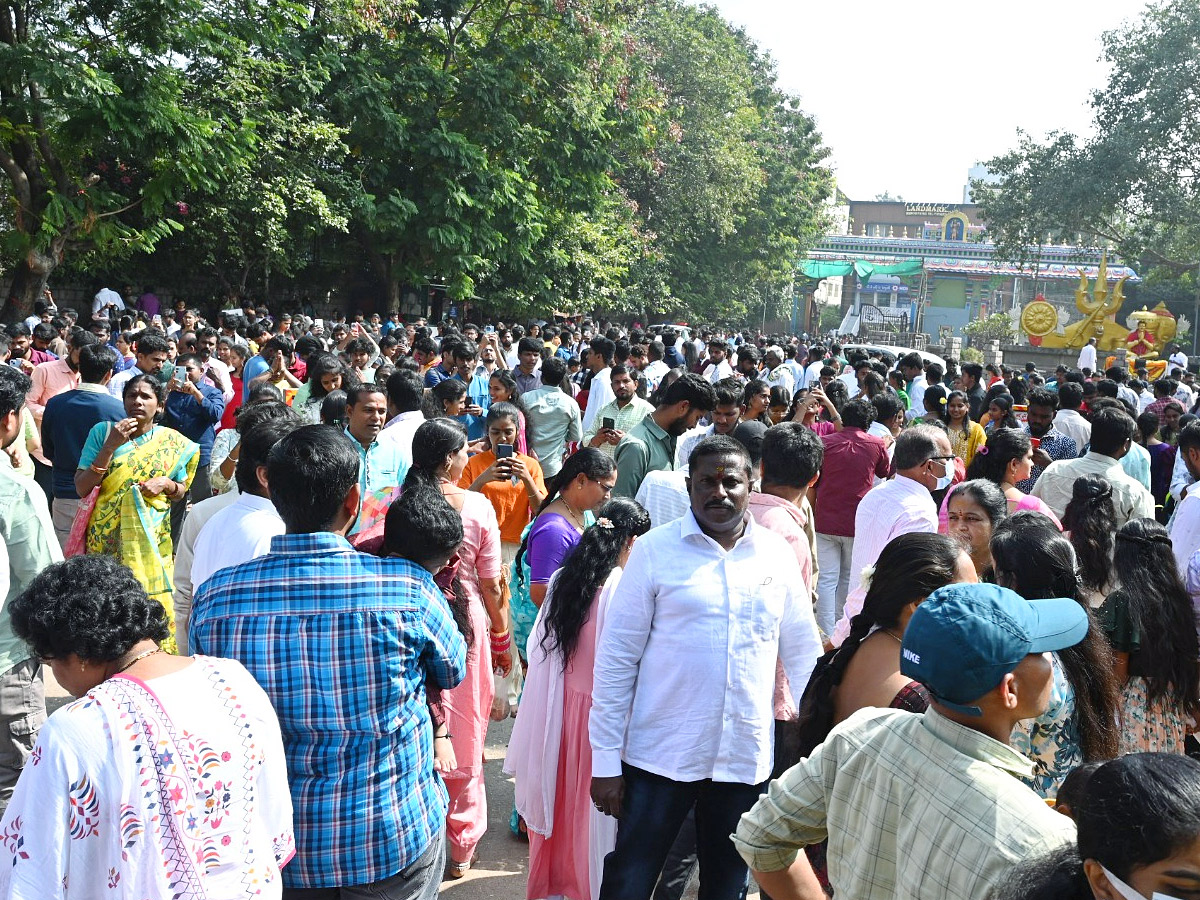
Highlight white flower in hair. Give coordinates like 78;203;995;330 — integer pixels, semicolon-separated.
859;564;876;591
596;517;614;529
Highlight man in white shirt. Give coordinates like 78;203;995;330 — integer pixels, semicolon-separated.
190;414;300;592
674;378;743;468
802;346;827;390
1170;344;1189;372
172;491;238;654
107;332;172;398
591;435;822;900
1077;337;1097;373
829;425;951;647
783;345;807;388
1031;408;1155;525
634;466;690;528
1131;378;1154;413
837;357;870;399
701;338;734;384
91;287;125;320
1051;382;1092;455
194;327;235;404
377;370;426;470
642;341;670;393
761;346;794;396
581;338;617;433
1104;364;1140;411
898;352;928;421
1169;423;1200;578
1174;372;1196;411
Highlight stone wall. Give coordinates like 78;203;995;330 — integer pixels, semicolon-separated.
1001;344;1131;372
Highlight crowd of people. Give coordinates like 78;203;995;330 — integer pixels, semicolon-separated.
1;287;1199;899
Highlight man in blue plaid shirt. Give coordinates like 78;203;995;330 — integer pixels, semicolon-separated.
191;425;467;898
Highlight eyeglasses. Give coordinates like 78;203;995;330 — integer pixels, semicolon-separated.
929;455;957;462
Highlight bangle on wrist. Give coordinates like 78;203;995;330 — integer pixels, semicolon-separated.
89;463;108;475
490;629;512;653
435;732;453;741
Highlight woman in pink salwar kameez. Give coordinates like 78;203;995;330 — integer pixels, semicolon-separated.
506;498;652;900
403;418;511;877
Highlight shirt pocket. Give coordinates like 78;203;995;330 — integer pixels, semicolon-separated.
749;583;785;642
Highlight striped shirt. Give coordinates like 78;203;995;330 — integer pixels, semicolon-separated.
190;532;468;889
733;706;1076;900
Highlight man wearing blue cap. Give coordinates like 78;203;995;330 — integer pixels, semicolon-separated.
733;583;1084;900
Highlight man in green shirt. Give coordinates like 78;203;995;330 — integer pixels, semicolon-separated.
734;583;1084;900
0;366;61;812
613;373;715;498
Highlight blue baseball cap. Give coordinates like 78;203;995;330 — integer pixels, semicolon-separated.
900;583;1088;716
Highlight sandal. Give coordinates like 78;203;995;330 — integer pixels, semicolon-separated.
446;854;478;879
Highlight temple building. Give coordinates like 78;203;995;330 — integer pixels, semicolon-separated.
800;198;1140;344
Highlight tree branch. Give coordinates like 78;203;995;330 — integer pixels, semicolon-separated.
0;142;31;213
93;198;145;220
27;82;70;195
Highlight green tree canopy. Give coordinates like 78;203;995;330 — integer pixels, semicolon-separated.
0;0;313;320
975;0;1200;306
1;0;833;325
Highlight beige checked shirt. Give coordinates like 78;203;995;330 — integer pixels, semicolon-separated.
733;706;1076;900
581;396;653;458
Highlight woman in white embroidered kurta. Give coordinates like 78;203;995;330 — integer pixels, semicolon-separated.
0;554;294;899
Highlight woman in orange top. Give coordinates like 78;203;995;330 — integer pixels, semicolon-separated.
461;401;547;564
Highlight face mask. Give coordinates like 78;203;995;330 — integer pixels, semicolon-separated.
932;458;954;492
1101;865;1184;900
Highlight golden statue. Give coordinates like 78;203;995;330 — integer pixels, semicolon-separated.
1019;254;1128;350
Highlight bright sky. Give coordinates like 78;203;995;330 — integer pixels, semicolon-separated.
704;0;1149;203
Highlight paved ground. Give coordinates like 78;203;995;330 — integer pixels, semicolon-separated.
439;716;532;899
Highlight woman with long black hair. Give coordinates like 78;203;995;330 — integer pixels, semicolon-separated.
1062;474;1118;607
518;448;618;609
488;369;535;455
295;352;357;423
506;498;651;900
791;532;972;891
795;532;971;750
1099;517;1200;754
507;450;617;694
404;418;509;877
992;512;1121;797
983;392;1020;432
422;376;469;420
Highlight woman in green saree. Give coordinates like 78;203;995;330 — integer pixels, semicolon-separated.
75;374;198;651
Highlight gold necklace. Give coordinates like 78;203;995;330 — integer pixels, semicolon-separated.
559;496;585;528
115;647;162;674
881;629;903;645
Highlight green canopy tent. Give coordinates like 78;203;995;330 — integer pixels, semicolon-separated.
799;259;925;281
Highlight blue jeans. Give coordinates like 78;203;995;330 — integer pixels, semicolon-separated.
599;764;762;900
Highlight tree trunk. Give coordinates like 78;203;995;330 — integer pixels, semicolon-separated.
1;247;56;322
